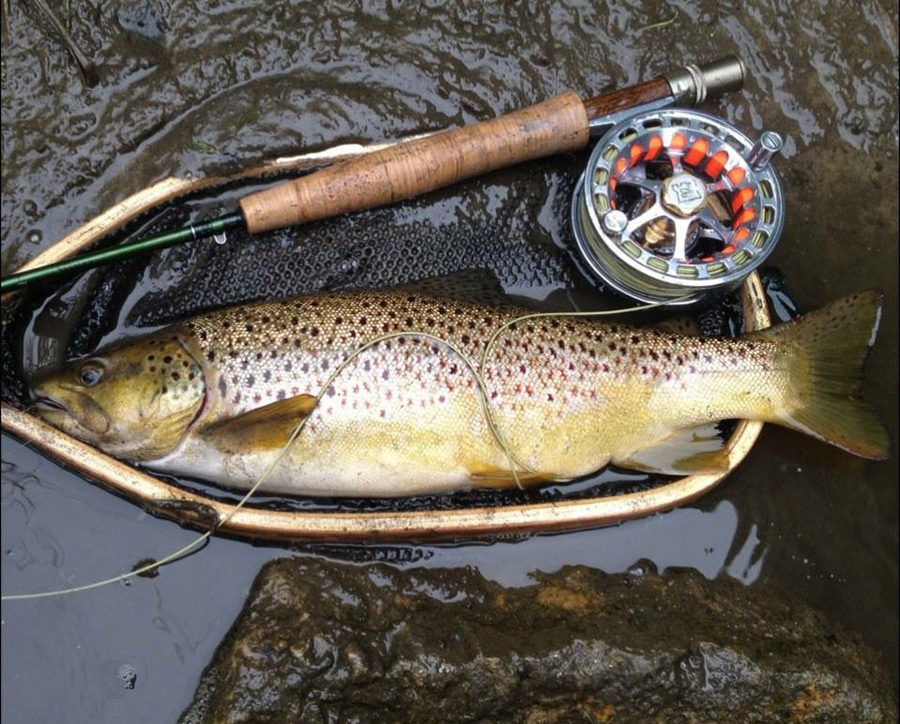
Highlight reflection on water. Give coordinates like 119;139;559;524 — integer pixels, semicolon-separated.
1;437;765;721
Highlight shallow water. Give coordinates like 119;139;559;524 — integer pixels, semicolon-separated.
2;1;897;720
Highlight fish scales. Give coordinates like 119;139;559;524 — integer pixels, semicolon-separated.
32;289;889;497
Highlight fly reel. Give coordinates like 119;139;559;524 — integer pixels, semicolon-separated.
572;108;785;304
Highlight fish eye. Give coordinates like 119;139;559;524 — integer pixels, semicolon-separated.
78;363;104;387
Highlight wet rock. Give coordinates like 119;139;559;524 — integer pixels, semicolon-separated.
182;559;895;723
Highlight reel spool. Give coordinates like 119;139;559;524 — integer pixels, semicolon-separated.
572;108;785;304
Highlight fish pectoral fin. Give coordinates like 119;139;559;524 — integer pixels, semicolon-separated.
468;463;557;489
198;394;319;453
613;423;731;475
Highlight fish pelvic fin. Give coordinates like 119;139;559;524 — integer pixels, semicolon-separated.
468;463;558;489
753;290;890;460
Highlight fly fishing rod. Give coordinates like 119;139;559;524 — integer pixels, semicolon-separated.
2;56;750;294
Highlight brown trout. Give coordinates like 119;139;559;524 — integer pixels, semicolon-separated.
32;288;889;496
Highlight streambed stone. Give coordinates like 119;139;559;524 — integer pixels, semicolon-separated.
182;559;895;723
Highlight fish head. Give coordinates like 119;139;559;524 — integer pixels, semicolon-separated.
31;334;205;461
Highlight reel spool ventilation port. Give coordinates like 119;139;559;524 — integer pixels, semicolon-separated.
572;108;785;304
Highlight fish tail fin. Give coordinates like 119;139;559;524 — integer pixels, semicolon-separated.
753;290;890;460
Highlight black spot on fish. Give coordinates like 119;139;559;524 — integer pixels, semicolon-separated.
219;379;227;396
163;356;173;364
246;375;255;387
207;351;216;362
263;371;271;382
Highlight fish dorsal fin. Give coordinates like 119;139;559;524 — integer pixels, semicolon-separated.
613;423;730;475
393;270;516;307
199;394;318;453
653;314;701;336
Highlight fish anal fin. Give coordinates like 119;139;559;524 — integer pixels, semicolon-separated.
614;423;730;475
199;394;318;453
468;463;557;489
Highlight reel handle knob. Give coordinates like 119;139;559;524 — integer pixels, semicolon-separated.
747;131;784;169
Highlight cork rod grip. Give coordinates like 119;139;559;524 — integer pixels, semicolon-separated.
240;91;590;234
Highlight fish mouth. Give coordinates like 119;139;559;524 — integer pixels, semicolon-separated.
30;394;69;416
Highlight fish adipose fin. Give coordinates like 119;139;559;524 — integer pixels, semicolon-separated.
614;423;730;475
754;290;890;460
199;394;319;453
